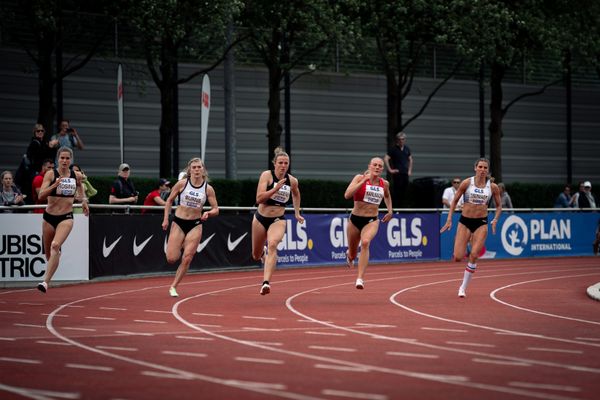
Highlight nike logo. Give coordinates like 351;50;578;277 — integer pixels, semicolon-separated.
196;233;216;253
227;232;248;251
133;235;153;256
102;236;123;258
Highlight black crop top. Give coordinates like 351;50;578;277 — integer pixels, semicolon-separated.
49;169;77;198
265;171;292;207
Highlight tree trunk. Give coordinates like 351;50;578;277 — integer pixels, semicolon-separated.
266;65;283;168
488;61;505;183
385;69;400;149
37;39;55;137
158;45;178;177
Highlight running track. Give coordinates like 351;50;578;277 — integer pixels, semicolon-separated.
1;257;599;400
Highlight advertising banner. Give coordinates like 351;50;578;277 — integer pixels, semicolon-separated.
0;214;89;281
274;213;440;268
439;212;599;259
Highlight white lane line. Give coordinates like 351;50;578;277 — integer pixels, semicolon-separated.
309;346;356;352
575;337;600;341
62;327;96;332
18;302;43;306
114;331;154;336
0;384;79;399
162;351;207;357
472;358;531;367
65;305;84;308
41;313;69;317
100;307;126;311
305;331;346;336
298;319;334;323
0;357;41;364
354;323;396;328
314;364;367;372
234;357;284;365
141;370;193;380
175;335;215;341
86;316;116;321
446;341;496;348
422;327;468;333
242;315;277;320
134;319;167;324
65;363;114;372
96;345;138;352
194;323;222;328
508;382;581;392
0;337;16;341
242;327;281;332
192;312;223;317
225;380;287;390
14;323;45;328
0;310;24;314
144;310;172;314
527;347;583;354
386;351;439;359
322;388;388;400
36;340;72;346
248;341;283;346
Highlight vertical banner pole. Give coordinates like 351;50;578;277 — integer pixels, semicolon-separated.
117;64;124;163
201;75;211;162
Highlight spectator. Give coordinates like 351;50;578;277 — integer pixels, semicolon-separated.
554;184;572;208
1;171;25;212
109;163;138;212
570;181;584;207
384;131;413;208
31;159;55;214
71;164;97;214
15;124;52;203
578;181;597;209
442;177;463;209
491;182;513;210
594;219;600;256
142;178;171;214
49;119;84;162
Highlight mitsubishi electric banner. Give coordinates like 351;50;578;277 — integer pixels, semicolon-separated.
439;212;599;259
0;214;89;281
274;213;440;267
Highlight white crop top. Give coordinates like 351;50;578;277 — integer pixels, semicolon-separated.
178;179;207;209
463;177;491;205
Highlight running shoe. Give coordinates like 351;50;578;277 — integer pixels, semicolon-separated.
345;250;354;268
260;246;267;264
355;278;364;290
37;282;48;293
260;282;271;295
169;287;179;297
458;288;466;298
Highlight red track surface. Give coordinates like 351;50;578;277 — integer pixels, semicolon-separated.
1;257;600;400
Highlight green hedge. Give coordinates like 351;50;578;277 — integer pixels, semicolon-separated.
86;176;594;209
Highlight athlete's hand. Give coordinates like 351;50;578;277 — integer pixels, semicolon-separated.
381;212;393;223
440;219;452;233
295;213;305;224
275;178;287;189
162;219;169;231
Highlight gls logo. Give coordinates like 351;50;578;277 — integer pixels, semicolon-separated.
386;217;422;247
278;220;307;250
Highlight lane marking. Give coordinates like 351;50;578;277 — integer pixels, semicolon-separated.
14;323;45;328
62;327;96;332
472;358;531;366
322;389;388;400
575;337;600;341
386;352;439;359
175;335;214;341
194;323;222;328
0;337;16;341
0;357;41;364
242;327;281;332
508;382;581;392
314;364;368;372
144;310;172;314
100;307;127;311
446;341;496;348
527;347;583;354
234;357;284;365
305;331;346;337
96;345;138;352
86;316;116;321
18;302;43;306
140;371;194;380
134;320;167;324
354;323;396;328
162;351;207;357
422;327;468;333
192;312;223;317
65;363;114;371
0;383;79;399
41;313;69;317
309;346;356;352
0;310;24;314
242;315;277;320
114;331;154;336
36;340;72;346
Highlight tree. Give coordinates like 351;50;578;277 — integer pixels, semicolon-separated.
124;0;243;177
0;0;113;135
354;0;466;149
241;0;343;166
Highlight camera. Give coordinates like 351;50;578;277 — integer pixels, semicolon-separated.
67;128;74;133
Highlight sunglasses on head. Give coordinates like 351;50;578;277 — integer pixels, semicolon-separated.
36;129;45;132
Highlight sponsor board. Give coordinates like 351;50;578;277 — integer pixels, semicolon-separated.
0;214;89;281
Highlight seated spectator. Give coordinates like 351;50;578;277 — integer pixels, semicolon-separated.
71;164;97;214
442;177;463;209
31;158;55;214
142;178;171;214
570;181;584;207
1;171;25;212
554;184;572;208
49;119;84;163
578;181;597;209
490;182;513;210
109;163;138;212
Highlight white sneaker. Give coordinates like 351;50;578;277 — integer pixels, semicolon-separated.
169;287;179;297
260;246;267;264
458;288;466;298
345;251;354;268
260;282;271;295
355;279;364;290
37;282;48;293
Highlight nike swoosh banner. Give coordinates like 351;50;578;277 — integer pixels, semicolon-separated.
89;214;254;278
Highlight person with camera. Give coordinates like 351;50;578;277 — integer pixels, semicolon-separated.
49;119;84;163
109;163;138;213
